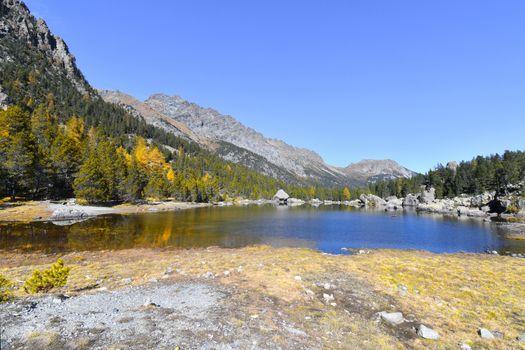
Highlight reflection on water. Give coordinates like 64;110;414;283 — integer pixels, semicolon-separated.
1;205;524;254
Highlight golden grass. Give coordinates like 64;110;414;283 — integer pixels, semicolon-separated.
1;246;524;349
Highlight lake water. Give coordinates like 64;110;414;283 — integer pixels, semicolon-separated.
1;205;524;254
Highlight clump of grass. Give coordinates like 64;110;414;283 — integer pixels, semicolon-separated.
0;274;13;302
24;258;71;293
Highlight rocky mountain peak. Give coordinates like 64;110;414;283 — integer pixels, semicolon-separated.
0;0;89;94
341;159;416;183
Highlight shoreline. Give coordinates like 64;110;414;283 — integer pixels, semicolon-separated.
1;246;524;349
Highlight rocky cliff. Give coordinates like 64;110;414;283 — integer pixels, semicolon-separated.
0;0;90;96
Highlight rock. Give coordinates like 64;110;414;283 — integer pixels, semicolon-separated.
223;270;231;276
294;275;302;281
447;161;458;174
478;328;495;339
471;192;492;207
323;293;334;303
121;278;132;284
164;267;173;275
417;324;440;340
50;207;88;221
459;343;472;350
397;284;408;296
402;194;419;207
517;333;525;342
454;196;472;207
420;188;436;204
518;198;525;210
378;311;404;325
360;194;387;207
343;199;363;207
386;196;403;210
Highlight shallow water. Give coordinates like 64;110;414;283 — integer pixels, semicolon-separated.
1;205;524;254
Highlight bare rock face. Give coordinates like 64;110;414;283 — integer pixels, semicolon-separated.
0;0;90;94
341;159;416;184
420;187;436;204
144;93;346;182
359;194;387;207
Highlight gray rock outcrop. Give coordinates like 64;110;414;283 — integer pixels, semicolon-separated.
359;194;387;207
402;194;419;207
420;188;436;204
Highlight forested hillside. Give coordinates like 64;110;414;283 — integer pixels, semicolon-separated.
368;151;525;199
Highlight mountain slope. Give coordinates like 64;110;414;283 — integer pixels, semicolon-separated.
144;93;347;181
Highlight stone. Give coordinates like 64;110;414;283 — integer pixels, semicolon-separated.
471;193;492;207
164;267;173;275
420;188;436;204
50;207;88;221
323;293;334;303
397;284;408;296
417;324;440;340
294;275;302;281
402;194;419;207
478;328;495;339
378;311;404;325
517;333;525;342
459;343;472;350
359;194;387;207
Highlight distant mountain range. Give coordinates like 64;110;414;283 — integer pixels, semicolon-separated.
100;91;416;187
1;0;416;188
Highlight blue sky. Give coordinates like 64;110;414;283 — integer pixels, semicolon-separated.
25;0;525;173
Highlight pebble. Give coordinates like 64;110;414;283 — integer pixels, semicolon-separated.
223;270;230;276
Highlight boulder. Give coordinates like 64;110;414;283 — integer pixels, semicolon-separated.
417;199;455;215
471;192;492;207
386;196;403;210
378;311;404;325
402;194;419;207
416;324;439;340
517;333;525;342
453;195;472;207
49;207;88;221
420;188;436;204
457;206;488;218
343;199;363;207
359;194;386;207
518;198;525;210
478;328;495;339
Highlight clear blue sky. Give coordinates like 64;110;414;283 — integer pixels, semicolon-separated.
25;0;525;173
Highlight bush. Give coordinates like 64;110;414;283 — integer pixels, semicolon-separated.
0;275;13;302
24;259;71;293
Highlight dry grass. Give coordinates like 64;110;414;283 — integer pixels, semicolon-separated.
1;246;524;349
0;199;52;222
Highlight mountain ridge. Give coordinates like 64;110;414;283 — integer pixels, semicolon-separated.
101;90;416;186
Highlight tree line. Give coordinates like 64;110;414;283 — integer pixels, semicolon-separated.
368;152;525;199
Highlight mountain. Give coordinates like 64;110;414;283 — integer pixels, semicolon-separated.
101;92;416;186
1;0;415;190
144;94;349;185
340;159;417;184
0;0;91;101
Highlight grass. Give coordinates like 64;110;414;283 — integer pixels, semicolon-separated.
1;246;524;349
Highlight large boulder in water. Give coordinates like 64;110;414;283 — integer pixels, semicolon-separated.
359;194;386;207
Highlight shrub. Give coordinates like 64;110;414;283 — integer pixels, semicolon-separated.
0;275;13;302
24;259;71;293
